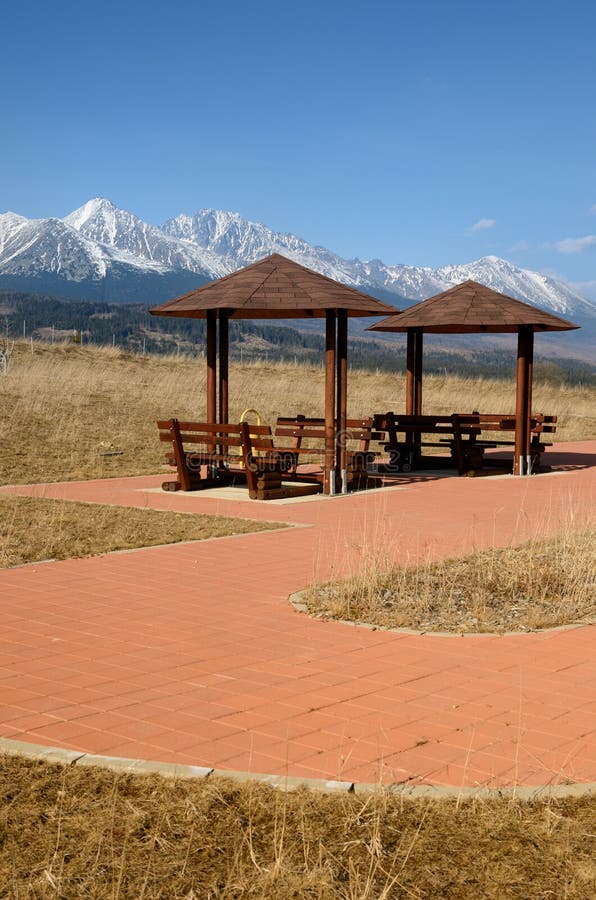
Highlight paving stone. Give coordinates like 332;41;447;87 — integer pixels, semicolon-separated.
1;442;595;790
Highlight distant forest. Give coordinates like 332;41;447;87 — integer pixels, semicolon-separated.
1;290;595;385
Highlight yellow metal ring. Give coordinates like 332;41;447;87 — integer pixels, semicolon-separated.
239;408;263;467
240;408;262;426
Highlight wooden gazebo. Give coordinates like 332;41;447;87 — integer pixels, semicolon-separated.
150;253;399;493
368;280;579;475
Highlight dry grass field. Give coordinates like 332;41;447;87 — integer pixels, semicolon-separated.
1;341;595;898
1;340;595;486
1;756;595;900
305;527;596;633
0;495;279;569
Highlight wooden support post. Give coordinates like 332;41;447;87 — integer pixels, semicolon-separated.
336;310;348;493
414;329;423;416
324;310;337;495
406;328;423;452
206;310;217;424
514;325;533;475
406;329;415;415
526;328;534;471
218;312;229;425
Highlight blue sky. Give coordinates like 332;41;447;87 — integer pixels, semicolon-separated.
2;0;595;293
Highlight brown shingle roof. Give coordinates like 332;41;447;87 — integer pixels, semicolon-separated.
368;280;579;334
150;253;400;319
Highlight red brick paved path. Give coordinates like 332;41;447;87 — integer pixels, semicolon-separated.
1;441;594;788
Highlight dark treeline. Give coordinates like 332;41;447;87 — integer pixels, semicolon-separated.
1;291;594;385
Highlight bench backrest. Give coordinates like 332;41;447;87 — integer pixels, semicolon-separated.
372;412;460;439
273;416;382;477
453;412;557;434
157;418;274;491
373;412;557;440
275;416;379;451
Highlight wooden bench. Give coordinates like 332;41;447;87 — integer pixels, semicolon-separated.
273;415;381;492
449;413;557;473
158;419;249;492
157;418;322;500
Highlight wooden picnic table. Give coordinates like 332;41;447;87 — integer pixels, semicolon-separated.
371;412;557;476
372;413;469;474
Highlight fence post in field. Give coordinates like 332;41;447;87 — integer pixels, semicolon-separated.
0;338;15;375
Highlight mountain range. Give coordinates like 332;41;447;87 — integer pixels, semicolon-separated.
1;200;595;340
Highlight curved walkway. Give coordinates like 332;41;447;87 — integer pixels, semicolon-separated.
1;442;595;790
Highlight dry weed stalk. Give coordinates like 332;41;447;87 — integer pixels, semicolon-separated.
305;524;596;634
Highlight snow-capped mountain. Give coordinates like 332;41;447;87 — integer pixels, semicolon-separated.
65;199;229;279
0;204;213;301
0;214;157;281
162;209;596;321
161;209;360;285
0;211;30;255
0;199;594;324
433;257;595;319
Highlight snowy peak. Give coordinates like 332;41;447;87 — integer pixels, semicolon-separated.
0;211;31;252
63;197;121;232
0;213;176;282
65;198;228;278
162;209;364;283
65;198;173;259
0;211;30;232
173;209;252;246
0;208;213;302
163;208;299;262
0;215;109;279
433;256;595;318
63;198;148;252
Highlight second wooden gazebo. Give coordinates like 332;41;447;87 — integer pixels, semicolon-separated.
150;253;399;493
368;280;579;475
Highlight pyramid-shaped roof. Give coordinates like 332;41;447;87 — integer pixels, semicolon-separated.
150;253;400;319
368;280;579;334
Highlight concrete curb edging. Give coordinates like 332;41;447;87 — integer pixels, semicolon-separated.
2;738;595;800
288;591;596;638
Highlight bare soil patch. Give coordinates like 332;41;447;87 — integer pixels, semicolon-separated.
304;529;596;633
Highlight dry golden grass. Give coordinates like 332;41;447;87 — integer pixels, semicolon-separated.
305;528;596;633
1;756;595;899
0;495;279;569
1;340;594;486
